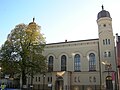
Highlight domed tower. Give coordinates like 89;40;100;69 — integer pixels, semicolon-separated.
97;5;112;34
97;5;116;89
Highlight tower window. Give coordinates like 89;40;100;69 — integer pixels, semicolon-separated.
108;39;110;44
108;51;111;57
103;39;111;45
104;51;111;57
105;39;107;44
104;52;107;57
103;40;105;45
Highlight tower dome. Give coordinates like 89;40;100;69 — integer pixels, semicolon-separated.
97;5;111;20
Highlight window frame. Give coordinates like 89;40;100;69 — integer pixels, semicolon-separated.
48;56;54;72
61;55;67;71
74;54;81;72
89;53;96;71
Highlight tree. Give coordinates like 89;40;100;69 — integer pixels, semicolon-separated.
0;19;47;89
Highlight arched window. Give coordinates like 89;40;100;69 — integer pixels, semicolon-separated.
48;56;53;72
103;40;105;45
89;53;96;71
108;39;110;44
103;39;111;45
105;39;108;45
104;52;107;57
74;54;81;71
61;55;67;71
108;51;111;57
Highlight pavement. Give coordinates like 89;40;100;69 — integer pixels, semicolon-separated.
0;88;21;90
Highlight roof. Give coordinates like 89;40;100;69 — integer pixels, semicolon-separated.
97;5;111;20
46;38;99;45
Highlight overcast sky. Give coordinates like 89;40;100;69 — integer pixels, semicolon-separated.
0;0;120;45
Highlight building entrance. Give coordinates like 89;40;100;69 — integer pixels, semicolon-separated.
106;76;113;90
55;76;64;90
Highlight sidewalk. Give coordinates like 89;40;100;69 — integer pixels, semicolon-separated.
2;88;21;90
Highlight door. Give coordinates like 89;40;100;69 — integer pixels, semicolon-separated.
106;76;113;90
55;76;64;90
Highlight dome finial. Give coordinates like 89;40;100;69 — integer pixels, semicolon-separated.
97;5;111;20
102;5;104;10
33;17;35;22
28;17;36;25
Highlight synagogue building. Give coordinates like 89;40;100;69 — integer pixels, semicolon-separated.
31;6;118;90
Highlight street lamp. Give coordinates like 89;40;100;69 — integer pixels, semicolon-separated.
0;67;2;79
102;61;113;90
0;67;2;85
43;74;46;90
102;62;111;76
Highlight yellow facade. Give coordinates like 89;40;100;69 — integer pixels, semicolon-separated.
28;6;117;90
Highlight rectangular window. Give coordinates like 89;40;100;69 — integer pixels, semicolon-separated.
108;39;110;44
108;51;111;57
104;51;111;57
28;77;30;84
51;77;52;82
103;40;105;45
103;39;110;45
104;52;107;57
39;77;40;82
36;77;37;82
48;77;49;82
105;39;107;45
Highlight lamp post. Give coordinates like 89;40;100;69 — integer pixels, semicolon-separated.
102;61;111;75
43;74;46;90
0;67;2;82
102;61;113;90
0;67;1;78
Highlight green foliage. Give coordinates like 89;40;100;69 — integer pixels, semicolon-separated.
0;22;46;85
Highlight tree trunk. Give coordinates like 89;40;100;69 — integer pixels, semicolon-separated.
30;70;33;90
22;69;27;90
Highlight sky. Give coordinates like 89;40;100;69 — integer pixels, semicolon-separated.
0;0;120;46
